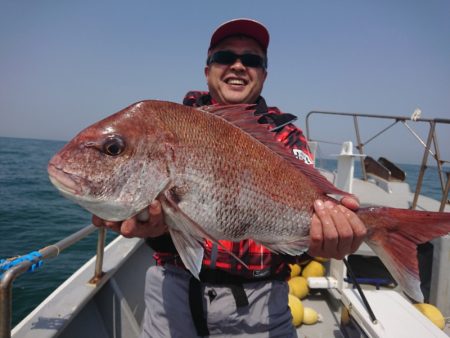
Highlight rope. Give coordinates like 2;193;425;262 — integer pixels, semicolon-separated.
0;251;43;278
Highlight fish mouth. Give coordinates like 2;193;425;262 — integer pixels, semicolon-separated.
47;163;82;196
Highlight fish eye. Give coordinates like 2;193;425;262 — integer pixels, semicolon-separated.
102;136;125;156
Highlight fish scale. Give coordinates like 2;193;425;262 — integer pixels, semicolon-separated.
167;113;313;240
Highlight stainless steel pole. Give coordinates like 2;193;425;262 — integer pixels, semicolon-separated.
0;224;97;338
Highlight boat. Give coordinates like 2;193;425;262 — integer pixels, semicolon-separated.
1;111;449;338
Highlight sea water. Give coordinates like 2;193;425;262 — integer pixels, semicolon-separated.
0;136;447;327
0;137;118;327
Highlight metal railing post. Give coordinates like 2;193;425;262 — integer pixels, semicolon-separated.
439;172;450;212
0;261;37;338
0;224;97;338
411;121;436;210
353;115;367;181
89;227;107;284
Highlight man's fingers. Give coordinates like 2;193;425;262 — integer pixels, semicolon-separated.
147;201;164;227
340;196;359;211
308;212;323;257
309;199;365;259
325;201;353;259
92;214;104;227
309;199;340;257
317;200;339;256
92;215;121;232
336;205;367;252
121;218;145;238
149;200;162;215
122;203;168;238
91;201;168;238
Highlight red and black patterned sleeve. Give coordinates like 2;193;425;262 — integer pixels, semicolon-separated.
263;107;315;166
183;91;212;107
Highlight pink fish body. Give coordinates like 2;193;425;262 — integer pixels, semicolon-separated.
48;100;450;301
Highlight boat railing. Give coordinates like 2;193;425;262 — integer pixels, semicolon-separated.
0;224;107;338
305;111;450;211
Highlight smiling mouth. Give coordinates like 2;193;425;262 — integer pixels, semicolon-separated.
225;78;247;86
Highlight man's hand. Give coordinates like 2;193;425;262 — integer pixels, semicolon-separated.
92;200;168;238
308;196;366;259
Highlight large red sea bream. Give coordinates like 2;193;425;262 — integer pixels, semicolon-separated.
48;100;450;302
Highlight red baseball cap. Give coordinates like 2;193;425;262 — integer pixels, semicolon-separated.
208;18;270;53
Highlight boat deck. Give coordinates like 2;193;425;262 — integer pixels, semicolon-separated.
11;234;450;338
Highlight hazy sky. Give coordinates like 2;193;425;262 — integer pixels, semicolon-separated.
1;0;449;165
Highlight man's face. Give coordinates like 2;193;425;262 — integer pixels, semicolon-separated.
205;36;267;105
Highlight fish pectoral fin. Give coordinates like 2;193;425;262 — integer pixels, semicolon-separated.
168;228;203;279
159;194;205;240
261;238;310;256
160;193;250;270
160;194;206;278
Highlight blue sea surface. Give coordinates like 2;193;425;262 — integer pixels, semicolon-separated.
0;137;117;327
0;136;447;327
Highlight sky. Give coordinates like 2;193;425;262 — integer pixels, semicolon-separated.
1;0;449;165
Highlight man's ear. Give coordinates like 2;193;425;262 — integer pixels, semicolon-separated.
204;66;211;88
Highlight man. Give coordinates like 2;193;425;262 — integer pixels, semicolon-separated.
93;18;366;337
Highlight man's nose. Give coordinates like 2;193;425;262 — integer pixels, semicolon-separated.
230;58;246;70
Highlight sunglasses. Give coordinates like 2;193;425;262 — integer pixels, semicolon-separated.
207;50;267;69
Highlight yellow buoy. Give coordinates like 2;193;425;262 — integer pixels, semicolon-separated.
289;263;302;277
302;260;326;278
288;276;309;299
413;303;445;330
288;294;304;327
303;307;321;325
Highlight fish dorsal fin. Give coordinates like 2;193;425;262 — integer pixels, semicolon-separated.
200;104;351;197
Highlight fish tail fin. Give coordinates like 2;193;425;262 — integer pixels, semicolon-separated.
359;207;450;302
